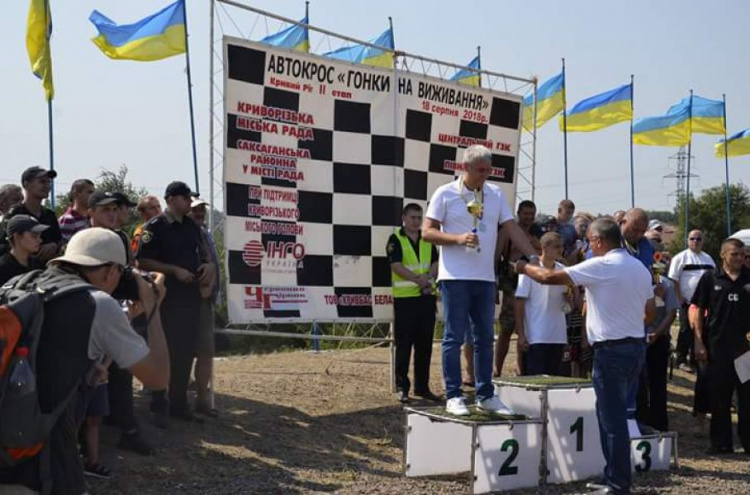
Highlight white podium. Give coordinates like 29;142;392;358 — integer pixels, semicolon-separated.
494;376;678;484
403;407;544;494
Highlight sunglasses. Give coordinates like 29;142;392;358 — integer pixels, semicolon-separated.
689;237;702;241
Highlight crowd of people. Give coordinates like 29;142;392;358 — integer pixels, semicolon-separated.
0;167;220;494
389;144;750;494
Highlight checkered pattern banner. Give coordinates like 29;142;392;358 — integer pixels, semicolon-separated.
223;37;522;323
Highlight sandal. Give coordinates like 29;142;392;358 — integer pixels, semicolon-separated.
84;462;112;479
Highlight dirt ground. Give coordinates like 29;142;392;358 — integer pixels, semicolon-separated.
90;336;750;494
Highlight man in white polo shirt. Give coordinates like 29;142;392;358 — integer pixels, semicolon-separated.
423;144;537;416
515;217;655;494
668;229;715;371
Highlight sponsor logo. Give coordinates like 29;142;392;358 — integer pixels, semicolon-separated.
242;240;306;271
244;286;308;310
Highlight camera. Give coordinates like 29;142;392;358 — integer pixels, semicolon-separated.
113;266;155;301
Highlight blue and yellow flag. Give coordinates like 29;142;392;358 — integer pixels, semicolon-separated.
716;129;750;158
323;27;394;68
89;0;186;61
27;0;54;101
261;16;309;53
450;55;480;87
632;107;691;146
522;72;565;131
561;83;632;132
668;95;725;135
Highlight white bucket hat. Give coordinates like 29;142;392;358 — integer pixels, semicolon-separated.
50;227;127;267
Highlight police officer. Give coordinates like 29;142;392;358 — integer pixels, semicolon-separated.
136;181;214;425
692;238;750;454
387;203;440;403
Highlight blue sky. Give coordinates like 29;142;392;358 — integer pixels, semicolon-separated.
1;0;749;217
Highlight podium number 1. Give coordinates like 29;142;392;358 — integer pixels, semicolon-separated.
498;439;519;476
570;417;584;452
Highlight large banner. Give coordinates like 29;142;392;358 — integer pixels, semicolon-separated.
223;36;523;323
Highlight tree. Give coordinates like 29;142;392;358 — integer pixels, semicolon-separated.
669;183;750;260
54;165;148;233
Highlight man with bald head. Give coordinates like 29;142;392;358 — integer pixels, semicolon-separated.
669;229;716;371
620;208;655;269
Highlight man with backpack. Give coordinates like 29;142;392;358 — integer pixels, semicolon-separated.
0;227;169;494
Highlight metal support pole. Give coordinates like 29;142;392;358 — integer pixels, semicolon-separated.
183;0;200;195
722;94;732;236
47;99;55;209
684;90;693;246
389;321;396;393
561;58;569;199
629;75;635;208
208;0;215;230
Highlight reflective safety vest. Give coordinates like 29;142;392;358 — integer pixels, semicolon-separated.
391;230;435;298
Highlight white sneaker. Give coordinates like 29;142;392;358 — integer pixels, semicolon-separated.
445;397;470;416
477;396;513;415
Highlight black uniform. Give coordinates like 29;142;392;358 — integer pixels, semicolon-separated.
0;204;62;256
691;267;750;453
386;230;438;396
136;211;205;414
0;253;42;285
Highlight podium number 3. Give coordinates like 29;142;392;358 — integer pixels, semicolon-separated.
498;439;519;476
570;417;584;452
635;440;652;472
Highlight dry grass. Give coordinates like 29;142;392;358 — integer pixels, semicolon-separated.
90;334;750;494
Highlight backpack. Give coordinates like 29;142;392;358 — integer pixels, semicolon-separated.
0;269;93;470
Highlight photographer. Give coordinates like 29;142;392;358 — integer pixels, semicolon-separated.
0;228;169;495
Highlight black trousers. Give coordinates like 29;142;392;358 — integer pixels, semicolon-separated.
524;343;564;376
393;296;436;394
151;296;201;412
107;362;139;433
675;303;693;363
636;335;670;431
707;351;750;452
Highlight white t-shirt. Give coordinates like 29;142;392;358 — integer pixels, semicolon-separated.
87;290;150;369
425;179;513;282
565;249;654;343
667;249;715;301
515;261;568;344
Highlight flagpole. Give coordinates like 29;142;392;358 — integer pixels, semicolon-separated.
183;0;200;196
722;94;731;236
47;99;55;209
684;90;693;246
561;58;569;199
531;78;538;202
629;75;635;208
208;0;215;230
476;45;481;88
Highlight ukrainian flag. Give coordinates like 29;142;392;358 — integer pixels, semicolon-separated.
522;72;564;131
261;16;309;53
89;0;186;61
27;0;54;101
668;95;725;135
561;84;632;132
716;129;750;158
323;27;394;68
632;107;691;146
450;55;480;87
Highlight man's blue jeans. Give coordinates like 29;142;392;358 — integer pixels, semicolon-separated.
592;339;646;493
441;280;496;402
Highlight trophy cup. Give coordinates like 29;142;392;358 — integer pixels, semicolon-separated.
466;196;483;252
561;285;573;314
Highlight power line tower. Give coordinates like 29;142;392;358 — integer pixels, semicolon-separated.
664;146;698;205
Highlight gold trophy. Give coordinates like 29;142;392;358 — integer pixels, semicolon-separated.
561;285;573;314
651;252;667;307
466;195;483;252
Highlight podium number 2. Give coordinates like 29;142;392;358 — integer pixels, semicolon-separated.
635;440;652;472
570;417;584;452
498;439;519;476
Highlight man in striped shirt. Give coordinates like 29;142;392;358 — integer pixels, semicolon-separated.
58;179;94;243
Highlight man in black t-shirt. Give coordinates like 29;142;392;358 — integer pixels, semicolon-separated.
0;215;46;284
692;238;750;454
2;167;62;262
136;181;214;425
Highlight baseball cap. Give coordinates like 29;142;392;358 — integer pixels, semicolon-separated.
88;190;119;208
112;192;137;207
6;214;49;237
190;198;209;208
648;219;663;231
50;227;127;267
21;166;57;186
164;181;197;199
